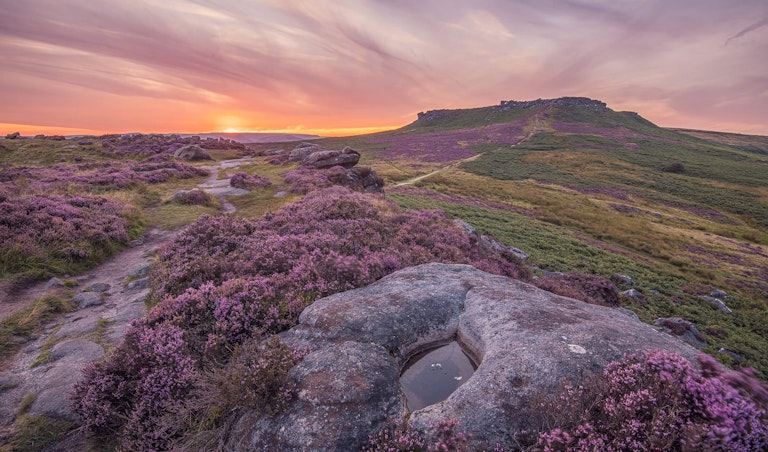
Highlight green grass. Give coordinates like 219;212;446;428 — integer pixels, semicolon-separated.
0;293;75;364
390;192;768;375
3;414;74;452
462;132;768;227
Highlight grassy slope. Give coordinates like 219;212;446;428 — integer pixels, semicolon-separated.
357;101;768;375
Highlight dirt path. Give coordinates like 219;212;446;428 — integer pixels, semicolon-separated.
0;157;260;446
394;114;545;187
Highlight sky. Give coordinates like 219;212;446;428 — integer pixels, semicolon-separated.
1;0;767;136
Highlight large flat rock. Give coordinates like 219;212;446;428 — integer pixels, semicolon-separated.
227;263;699;451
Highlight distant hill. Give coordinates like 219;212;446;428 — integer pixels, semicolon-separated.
182;132;322;143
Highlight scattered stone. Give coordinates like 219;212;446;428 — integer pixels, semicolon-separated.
701;296;733;315
48;339;104;363
142;247;159;258
54;316;101;338
173;144;212;161
710;289;729;299
44;277;64;290
227;263;698;450
71;292;102;309
125;278;148;291
611;273;633;286
718;348;745;362
621;288;645;302
86;282;111;293
274;191;287;198
130;238;145;247
128;264;152;279
653;317;707;349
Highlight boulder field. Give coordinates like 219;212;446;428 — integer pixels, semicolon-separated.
225;263;699;451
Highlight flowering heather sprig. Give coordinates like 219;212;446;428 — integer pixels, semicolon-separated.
365;421;426;452
429;419;472;452
538;349;768;451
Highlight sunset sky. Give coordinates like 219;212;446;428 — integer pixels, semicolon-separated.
1;0;766;136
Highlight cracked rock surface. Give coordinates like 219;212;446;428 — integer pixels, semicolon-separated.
227;263;700;451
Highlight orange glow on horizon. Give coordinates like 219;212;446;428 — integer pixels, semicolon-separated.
0;122;400;138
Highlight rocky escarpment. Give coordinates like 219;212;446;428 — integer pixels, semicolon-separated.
225;263;699;451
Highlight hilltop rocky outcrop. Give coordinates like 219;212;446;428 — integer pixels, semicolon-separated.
226;263;699;451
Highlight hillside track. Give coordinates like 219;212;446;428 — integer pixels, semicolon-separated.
394;112;547;187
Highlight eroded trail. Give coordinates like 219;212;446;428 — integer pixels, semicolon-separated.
0;157;258;445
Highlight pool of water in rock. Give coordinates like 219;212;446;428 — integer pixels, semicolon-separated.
400;341;476;411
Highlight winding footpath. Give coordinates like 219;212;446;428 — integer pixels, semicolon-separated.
0;157;255;447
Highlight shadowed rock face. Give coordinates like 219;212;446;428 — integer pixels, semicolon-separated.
226;263;699;451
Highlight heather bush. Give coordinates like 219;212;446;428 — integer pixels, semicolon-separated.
173;189;215;206
533;273;619;306
0;195;136;277
74;186;528;449
71;321;196;450
282;166;333;194
0;159;207;194
229;171;271;189
216;336;307;414
537;350;768;451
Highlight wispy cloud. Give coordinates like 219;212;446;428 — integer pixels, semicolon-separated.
1;0;766;134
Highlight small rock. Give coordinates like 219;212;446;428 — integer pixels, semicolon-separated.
611;273;633;286
142;247;159;258
620;288;645;302
86;282;111;293
129;264;153;278
654;317;707;349
274;191;287;198
718;348;744;362
49;338;105;363
130;238;145;247
71;292;103;309
506;246;529;262
44;277;64;289
710;289;729;300
126;278;149;291
173;144;212;161
701;296;733;315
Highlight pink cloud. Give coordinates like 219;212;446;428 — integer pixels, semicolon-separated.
0;0;766;134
